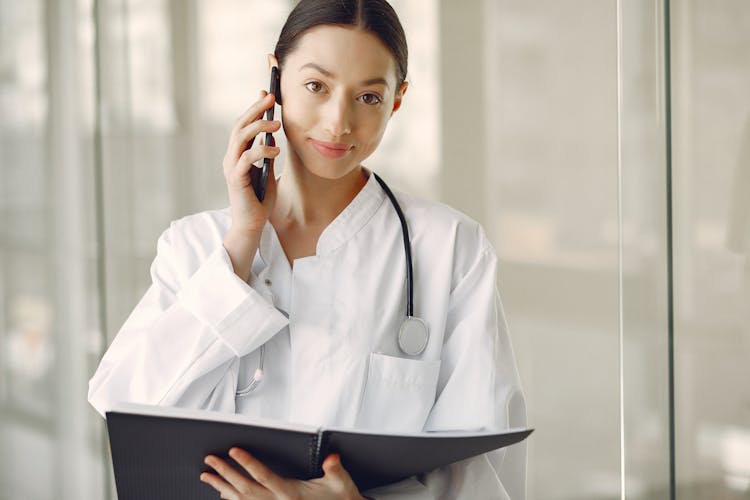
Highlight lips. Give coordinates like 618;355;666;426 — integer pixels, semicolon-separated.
309;138;352;159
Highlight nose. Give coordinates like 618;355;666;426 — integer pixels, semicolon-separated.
322;92;352;137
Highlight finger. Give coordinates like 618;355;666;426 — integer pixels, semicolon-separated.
199;471;240;500
204;454;264;498
224;146;279;187
237;119;280;145
235;91;272;126
322;453;344;478
266;137;277;178
229;447;286;496
225;139;279;177
321;454;359;492
228;120;281;163
228;145;280;183
232;93;275;136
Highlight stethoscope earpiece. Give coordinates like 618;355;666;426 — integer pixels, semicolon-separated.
236;344;266;396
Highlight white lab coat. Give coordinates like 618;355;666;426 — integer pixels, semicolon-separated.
88;171;527;499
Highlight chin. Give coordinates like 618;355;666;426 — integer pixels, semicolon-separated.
305;161;360;180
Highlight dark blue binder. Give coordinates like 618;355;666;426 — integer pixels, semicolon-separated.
106;403;532;499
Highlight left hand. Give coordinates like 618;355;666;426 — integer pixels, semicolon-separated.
200;447;366;500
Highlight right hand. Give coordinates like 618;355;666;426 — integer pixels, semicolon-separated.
223;90;282;235
201;449;366;500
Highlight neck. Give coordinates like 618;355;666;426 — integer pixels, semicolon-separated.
271;162;369;230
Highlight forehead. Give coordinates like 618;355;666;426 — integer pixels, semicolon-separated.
287;25;397;84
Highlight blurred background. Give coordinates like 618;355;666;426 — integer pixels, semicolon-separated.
1;0;749;498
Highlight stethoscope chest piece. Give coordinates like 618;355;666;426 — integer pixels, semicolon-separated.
398;316;429;356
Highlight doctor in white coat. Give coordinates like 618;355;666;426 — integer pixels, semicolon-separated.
88;0;526;498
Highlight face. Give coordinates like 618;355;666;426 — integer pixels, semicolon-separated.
275;25;407;180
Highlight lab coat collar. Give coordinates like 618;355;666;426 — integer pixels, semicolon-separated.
316;169;386;255
258;169;386;263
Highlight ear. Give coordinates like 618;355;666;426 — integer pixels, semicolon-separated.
267;53;279;71
391;81;409;115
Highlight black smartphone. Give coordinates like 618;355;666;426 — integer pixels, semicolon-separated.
250;66;280;201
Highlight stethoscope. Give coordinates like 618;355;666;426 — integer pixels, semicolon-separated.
236;172;429;397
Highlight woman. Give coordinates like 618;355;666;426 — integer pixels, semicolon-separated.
88;0;526;498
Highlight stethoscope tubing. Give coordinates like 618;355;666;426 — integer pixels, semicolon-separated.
372;173;414;318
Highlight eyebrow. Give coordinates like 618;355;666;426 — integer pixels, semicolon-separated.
299;62;390;89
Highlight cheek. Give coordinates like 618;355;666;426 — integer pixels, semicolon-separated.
279;106;312;148
280;97;311;131
355;112;390;152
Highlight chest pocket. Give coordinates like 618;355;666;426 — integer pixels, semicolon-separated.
356;352;441;432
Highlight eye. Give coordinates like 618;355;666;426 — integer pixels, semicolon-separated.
304;81;325;94
358;93;382;106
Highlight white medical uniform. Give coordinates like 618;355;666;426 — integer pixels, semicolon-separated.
88;170;527;499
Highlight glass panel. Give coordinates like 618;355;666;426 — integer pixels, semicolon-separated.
619;1;672;498
671;1;750;498
485;1;621;498
0;0;104;498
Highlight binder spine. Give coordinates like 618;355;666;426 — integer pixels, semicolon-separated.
308;433;320;478
309;431;329;478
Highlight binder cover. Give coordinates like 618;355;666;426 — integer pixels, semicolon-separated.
106;403;532;499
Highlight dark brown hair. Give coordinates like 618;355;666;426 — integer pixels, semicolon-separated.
273;0;408;102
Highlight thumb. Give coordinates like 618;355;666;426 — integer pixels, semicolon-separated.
322;454;343;477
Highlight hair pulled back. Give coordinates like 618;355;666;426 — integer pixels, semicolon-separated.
274;0;408;92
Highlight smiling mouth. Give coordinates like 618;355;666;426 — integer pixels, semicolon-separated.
309;138;352;159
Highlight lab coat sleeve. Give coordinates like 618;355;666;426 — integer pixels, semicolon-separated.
421;244;527;499
88;221;289;417
364;241;527;499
